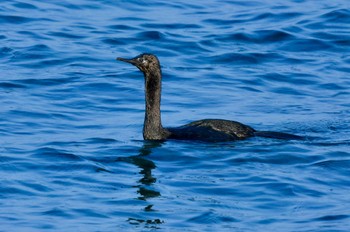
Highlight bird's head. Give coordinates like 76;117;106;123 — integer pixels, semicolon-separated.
117;53;160;73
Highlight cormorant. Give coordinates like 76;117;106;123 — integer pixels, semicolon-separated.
117;53;302;142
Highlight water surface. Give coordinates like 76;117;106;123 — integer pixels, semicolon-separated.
1;0;350;231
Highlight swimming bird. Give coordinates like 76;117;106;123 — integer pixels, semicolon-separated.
117;53;302;142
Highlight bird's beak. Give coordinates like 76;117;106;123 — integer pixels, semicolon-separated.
116;57;138;66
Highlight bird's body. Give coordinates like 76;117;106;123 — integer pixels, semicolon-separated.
167;119;255;142
117;53;302;142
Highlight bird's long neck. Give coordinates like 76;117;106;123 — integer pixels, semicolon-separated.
143;68;167;140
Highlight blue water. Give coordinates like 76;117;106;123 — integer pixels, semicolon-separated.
1;0;350;231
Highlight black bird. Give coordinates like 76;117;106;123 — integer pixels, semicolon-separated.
117;53;302;142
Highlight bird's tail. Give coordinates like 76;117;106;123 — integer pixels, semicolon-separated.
254;131;304;140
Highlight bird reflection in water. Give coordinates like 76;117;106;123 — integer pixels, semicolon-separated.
116;141;164;226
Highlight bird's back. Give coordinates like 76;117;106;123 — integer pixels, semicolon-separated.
167;119;256;142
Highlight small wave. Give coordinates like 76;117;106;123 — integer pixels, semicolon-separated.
0;47;13;59
42;208;72;218
16;76;76;87
208;52;284;65
13;2;38;10
314;214;349;221
136;31;165;40
48;31;87;40
279;38;333;52
187;210;238;224
0;82;26;89
32;147;83;161
141;23;201;30
320;8;350;24
0;15;35;24
203;11;302;25
102;38;127;46
311;158;350;170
